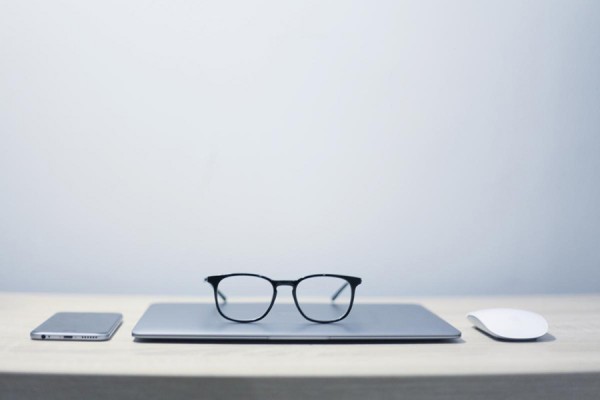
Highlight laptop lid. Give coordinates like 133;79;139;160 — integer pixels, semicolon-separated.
132;303;461;341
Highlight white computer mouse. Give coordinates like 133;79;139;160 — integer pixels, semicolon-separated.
467;308;548;341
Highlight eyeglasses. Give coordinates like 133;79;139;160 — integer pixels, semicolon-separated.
204;273;362;323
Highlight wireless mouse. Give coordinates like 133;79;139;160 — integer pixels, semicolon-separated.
466;308;548;341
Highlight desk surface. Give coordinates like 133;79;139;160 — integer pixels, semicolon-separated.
1;292;599;399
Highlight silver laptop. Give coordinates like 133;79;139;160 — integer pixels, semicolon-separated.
132;303;461;341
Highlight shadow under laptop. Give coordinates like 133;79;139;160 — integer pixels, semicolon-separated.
133;337;465;345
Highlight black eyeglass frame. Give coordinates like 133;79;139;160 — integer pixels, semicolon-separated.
204;273;362;323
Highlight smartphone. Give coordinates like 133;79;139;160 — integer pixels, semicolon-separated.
30;312;123;341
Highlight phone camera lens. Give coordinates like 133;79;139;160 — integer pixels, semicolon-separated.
41;335;46;339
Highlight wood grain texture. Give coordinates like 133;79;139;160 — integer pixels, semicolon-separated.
0;292;599;399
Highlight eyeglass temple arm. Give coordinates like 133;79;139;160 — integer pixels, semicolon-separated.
205;278;227;302
331;282;349;301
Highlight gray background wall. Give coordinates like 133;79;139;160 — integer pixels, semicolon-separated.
1;0;599;296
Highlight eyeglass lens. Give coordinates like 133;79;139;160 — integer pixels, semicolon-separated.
216;275;274;321
295;276;352;321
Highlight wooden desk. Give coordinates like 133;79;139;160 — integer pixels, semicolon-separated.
1;292;599;399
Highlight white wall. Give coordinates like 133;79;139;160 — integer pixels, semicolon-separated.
1;0;599;296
